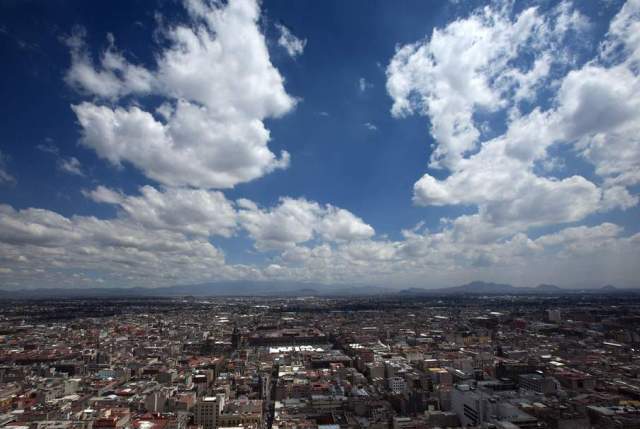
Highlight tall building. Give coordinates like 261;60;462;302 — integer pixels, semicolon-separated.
194;397;220;429
231;326;241;350
451;384;484;426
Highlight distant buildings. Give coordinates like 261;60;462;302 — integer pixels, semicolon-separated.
547;309;562;322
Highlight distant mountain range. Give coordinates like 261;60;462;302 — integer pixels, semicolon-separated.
0;280;637;299
0;281;390;299
396;281;634;296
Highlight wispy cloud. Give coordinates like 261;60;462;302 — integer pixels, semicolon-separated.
359;77;372;92
58;157;84;176
38;142;84;176
0;150;16;185
276;23;307;58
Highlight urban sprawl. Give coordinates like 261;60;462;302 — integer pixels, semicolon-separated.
1;294;640;428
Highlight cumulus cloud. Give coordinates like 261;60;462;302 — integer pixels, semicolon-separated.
0;189;378;287
558;64;640;188
237;197;374;250
1;189;639;287
388;0;639;238
600;0;640;65
87;185;237;237
412;141;602;230
250;220;639;288
67;0;296;188
387;1;592;168
85;186;376;247
534;222;622;250
81;185;375;277
276;23;306;57
0;203;228;287
3;0;639;289
65;29;154;99
387;3;565;168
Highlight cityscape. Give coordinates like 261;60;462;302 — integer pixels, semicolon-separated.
1;293;640;428
1;0;640;428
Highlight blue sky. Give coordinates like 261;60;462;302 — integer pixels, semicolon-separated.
0;0;639;289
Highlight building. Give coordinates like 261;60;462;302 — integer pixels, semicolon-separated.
194;396;222;429
388;376;407;393
451;384;539;428
547;309;561;323
452;384;484;426
518;374;558;395
218;399;263;428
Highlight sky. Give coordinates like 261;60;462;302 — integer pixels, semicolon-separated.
0;0;639;290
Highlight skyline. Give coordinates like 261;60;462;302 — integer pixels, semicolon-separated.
0;0;639;290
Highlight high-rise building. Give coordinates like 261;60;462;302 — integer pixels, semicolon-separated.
231;326;241;350
194;397;220;429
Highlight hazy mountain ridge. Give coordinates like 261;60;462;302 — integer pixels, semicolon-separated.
396;281;634;296
0;280;637;299
0;281;391;299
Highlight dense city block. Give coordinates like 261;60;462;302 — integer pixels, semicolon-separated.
1;295;640;428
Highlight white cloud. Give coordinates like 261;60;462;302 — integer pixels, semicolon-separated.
58;157;84;176
276;23;306;57
535;222;622;249
1;189;639;287
3;0;640;290
364;122;378;131
389;6;516;166
600;0;640;65
73;101;290;188
238;197;374;250
0;203;229;287
557;64;640;187
317;207;376;242
87;185;122;204
235;216;639;288
83;186;374;251
388;0;638;239
67;0;296;188
0;190;378;287
342;240;398;262
277;220;639;287
64;29;154;99
412;140;602;230
601;186;639;211
87;185;237;237
387;2;585;169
